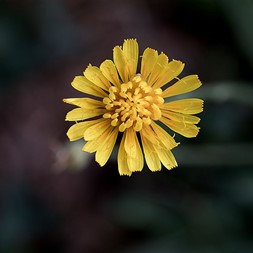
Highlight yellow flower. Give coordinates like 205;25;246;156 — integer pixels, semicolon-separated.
64;39;203;176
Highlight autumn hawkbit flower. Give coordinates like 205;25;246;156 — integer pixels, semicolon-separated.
64;39;203;176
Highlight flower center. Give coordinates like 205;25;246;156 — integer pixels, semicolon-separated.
103;74;164;132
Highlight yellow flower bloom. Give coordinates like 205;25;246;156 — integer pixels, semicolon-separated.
64;39;203;176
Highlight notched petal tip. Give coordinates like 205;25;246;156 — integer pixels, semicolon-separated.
113;45;122;51
119;170;132;176
167;163;178;170
124;38;137;42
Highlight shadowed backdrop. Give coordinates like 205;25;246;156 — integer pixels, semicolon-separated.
0;0;253;252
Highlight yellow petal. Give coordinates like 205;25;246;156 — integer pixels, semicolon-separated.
82;139;99;153
113;46;128;83
151;121;179;149
141;124;160;146
122;39;139;79
96;127;118;166
84;119;111;141
161;98;204;114
118;133;132;176
160;116;200;138
140;131;161;172
153;145;178;170
141;48;158;80
151;104;162;120
124;128;144;171
162;75;202;98
100;60;121;87
152;60;185;89
84;65;111;91
65;108;106;121
82;123;112;153
162;110;201;124
63;98;104;109
148;53;168;86
141;120;178;171
71;76;108;98
67;121;95;141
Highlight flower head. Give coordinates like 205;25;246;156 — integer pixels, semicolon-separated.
64;39;203;176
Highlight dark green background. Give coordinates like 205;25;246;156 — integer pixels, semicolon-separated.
1;0;253;252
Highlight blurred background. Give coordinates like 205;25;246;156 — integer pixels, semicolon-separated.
1;0;253;252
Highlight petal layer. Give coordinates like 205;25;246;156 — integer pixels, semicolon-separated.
82;124;113;153
122;39;139;79
96;127;118;166
84;65;111;91
67;121;96;141
148;53;168;86
140;131;161;172
160;116;200;138
124;128;144;172
162;75;202;98
63;98;104;109
162;110;201;124
152;60;184;89
113;46;128;83
153;144;178;170
141;48;158;80
84;119;111;141
118;133;132;176
100;60;121;87
71;76;108;97
161;98;204;114
151;121;179;149
65;108;106;121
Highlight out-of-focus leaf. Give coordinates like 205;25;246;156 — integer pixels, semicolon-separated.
219;0;253;69
194;82;253;107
